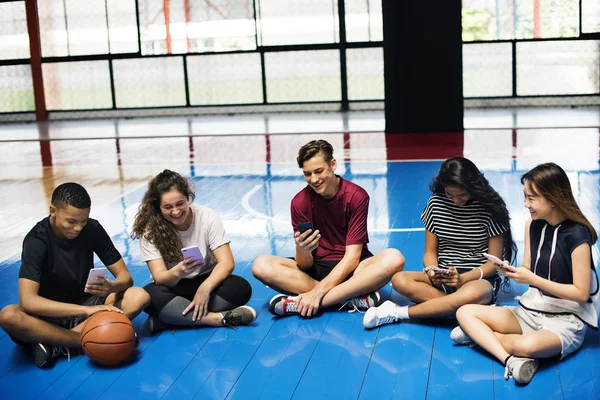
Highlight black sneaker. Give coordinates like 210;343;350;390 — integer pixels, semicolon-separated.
31;343;64;368
147;315;169;334
221;306;257;330
339;291;381;312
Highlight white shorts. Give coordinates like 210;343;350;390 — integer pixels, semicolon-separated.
506;306;587;359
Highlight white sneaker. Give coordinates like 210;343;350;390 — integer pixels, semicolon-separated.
362;300;404;328
450;326;473;345
504;356;539;384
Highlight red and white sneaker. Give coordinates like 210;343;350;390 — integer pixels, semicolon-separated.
268;294;299;316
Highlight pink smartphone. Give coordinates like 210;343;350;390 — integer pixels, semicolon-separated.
86;267;107;285
181;246;205;265
431;267;450;275
483;253;505;267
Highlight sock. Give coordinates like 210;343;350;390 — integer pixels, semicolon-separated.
396;305;410;320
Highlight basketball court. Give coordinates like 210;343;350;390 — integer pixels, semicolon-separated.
1;1;600;399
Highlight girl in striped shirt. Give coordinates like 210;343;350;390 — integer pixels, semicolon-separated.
364;157;517;328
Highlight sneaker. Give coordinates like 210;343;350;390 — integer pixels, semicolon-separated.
147;315;169;334
31;343;66;368
268;294;298;316
221;306;257;329
450;326;474;345
362;300;404;328
504;356;539;384
340;291;381;313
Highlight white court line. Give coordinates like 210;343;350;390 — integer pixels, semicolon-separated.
241;184;426;232
240;184;289;224
371;228;425;232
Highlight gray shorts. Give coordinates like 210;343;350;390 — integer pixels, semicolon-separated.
506;306;586;359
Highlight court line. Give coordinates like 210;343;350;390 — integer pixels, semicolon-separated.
241;184;426;232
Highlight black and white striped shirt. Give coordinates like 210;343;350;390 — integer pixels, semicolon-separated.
421;194;508;269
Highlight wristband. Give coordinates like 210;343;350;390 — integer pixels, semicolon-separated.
477;266;484;280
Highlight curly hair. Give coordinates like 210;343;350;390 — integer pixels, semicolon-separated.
430;157;518;264
131;170;196;264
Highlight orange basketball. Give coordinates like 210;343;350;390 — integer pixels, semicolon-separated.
80;311;137;366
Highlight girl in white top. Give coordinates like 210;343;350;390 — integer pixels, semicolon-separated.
131;170;255;332
453;163;599;385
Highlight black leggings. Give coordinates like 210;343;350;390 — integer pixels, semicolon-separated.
143;274;252;316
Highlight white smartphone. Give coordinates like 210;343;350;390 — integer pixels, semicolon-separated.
86;267;107;285
483;253;505;267
181;245;206;265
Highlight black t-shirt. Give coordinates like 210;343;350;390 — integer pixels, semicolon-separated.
19;216;122;303
529;219;593;298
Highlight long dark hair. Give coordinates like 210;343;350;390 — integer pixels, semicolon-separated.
131;170;196;264
521;163;597;243
431;157;517;264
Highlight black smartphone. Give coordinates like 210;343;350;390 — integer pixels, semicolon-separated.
298;222;313;234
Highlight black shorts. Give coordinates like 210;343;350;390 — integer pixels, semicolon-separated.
9;294;106;346
441;269;502;304
294;256;372;282
40;294;106;330
307;259;341;281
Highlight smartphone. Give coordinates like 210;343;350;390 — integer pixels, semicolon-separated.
298;222;313;234
431;267;450;275
483;253;505;266
181;245;205;265
86;267;107;285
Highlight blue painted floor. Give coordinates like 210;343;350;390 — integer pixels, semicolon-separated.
0;111;599;399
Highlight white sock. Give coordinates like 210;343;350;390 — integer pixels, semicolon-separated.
396;305;409;320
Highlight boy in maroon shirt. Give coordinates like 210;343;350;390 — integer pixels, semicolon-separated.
252;140;405;317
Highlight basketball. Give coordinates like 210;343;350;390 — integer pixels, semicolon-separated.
80;311;137;366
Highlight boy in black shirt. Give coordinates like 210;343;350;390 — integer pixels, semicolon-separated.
0;183;150;368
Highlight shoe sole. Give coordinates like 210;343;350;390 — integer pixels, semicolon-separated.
362;308;378;329
372;291;381;307
515;361;538;384
268;294;288;315
237;305;257;323
450;333;473;345
32;344;51;368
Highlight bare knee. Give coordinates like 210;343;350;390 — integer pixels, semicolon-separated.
456;304;481;324
391;271;411;294
380;248;405;275
126;287;151;310
0;304;26;331
511;336;538;357
252;255;275;282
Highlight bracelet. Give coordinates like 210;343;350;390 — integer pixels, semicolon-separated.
477;266;484;280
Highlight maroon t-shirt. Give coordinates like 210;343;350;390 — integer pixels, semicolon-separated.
291;176;372;262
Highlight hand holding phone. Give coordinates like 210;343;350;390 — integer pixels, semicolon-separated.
86;267;107;285
182;246;205;264
85;268;109;294
181;246;206;275
483;253;506;267
431;267;450;275
298;222;313;234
